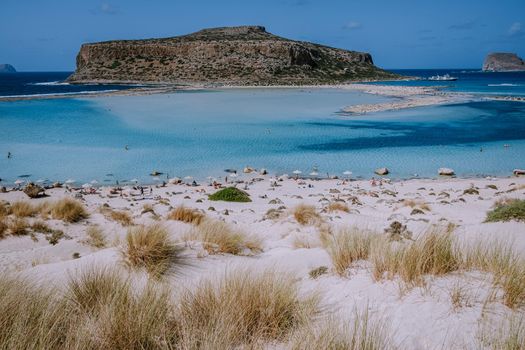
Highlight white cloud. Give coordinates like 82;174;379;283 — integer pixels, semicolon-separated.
91;2;118;15
508;22;523;37
342;21;362;30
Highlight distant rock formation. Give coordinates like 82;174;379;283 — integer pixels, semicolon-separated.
68;25;398;85
0;64;16;73
483;53;525;72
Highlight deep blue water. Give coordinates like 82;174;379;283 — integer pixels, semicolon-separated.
380;69;525;96
0;72;134;98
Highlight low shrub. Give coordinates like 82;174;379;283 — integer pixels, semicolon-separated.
209;187;251;202
486;199;525;222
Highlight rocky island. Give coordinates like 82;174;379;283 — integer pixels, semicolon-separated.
482;52;525;72
0;64;16;73
68;26;397;85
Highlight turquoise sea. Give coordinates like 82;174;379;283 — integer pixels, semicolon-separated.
0;70;524;185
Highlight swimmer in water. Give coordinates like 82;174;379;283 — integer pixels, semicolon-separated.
7;152;11;159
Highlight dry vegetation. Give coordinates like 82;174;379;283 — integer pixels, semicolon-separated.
167;205;205;225
177;268;317;348
8;218;29;236
462;241;525;309
326;202;350;213
289;310;394;350
326;227;377;276
370;226;459;286
0;266;321;349
293;204;322;225
188;218;262;255
101;207;133;226
11;201;38;217
49;198;88;223
123;224;183;277
85;225;107;248
400;198;431;211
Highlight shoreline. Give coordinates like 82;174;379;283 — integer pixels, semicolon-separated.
0;81;475;115
1;172;522;191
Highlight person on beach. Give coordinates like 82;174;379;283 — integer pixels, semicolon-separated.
140;187;144;196
371;178;377;187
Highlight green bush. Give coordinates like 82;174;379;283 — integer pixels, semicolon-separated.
486;200;525;223
209;187;251;202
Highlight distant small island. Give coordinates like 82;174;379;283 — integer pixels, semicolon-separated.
0;64;16;73
68;25;398;86
483;53;525;72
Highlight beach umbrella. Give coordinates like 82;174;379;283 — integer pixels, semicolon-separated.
309;171;319;177
14;179;25;185
65;179;75;184
292;170;302;175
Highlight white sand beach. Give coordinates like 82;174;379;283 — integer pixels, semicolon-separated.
1;175;524;349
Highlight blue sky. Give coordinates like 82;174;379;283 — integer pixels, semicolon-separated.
1;0;524;71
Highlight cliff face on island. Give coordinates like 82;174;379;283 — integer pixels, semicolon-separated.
483;53;525;72
0;64;16;73
68;26;397;85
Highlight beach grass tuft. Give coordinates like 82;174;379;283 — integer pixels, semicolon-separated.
9;218;29;236
371;226;459;286
11;201;37;217
289;309;394;350
293;204;322;226
327;202;350;213
49;198;88;223
209;187;251;202
167;206;205;225
189;218;261;255
326;227;377;276
85;225;107;248
177;268;316;348
123;224;183;277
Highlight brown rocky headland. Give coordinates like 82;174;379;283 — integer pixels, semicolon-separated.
68;25;398;85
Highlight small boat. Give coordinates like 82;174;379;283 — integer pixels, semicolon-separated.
428;74;458;81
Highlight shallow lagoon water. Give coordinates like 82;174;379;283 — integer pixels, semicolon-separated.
0;88;524;185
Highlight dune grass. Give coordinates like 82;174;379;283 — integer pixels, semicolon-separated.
327;202;350;213
0;219;7;239
289;309;394;350
67;266;177;349
0;276;75;350
189;218;262;255
371;226;459;286
8;218;29;236
486;199;525;222
100;206;133;226
401;198;431;211
326;227;377;276
31;220;53;234
167;205;205;225
209;187;251;202
123;224;182;277
85;225;107;248
48;198;88;223
293;204;322;226
11;201;37;217
177;268;317;348
479;314;525;350
463;241;525;309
